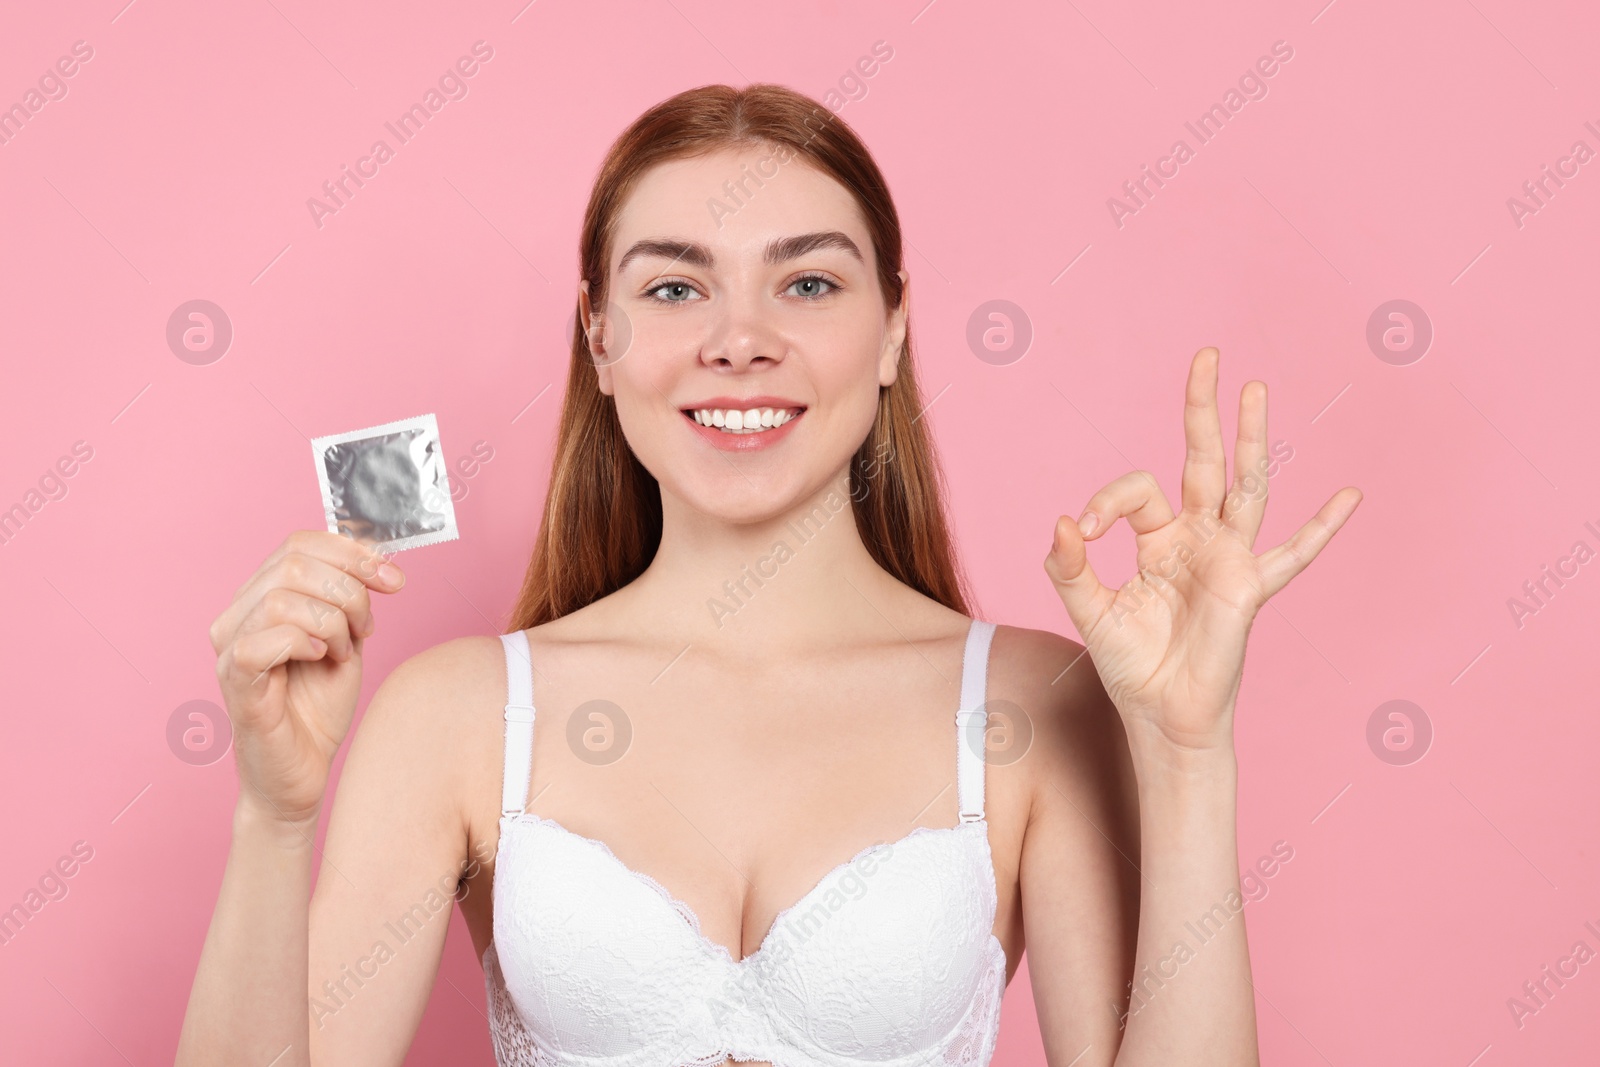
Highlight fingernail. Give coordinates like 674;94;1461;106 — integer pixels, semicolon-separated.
309;636;327;655
378;562;405;587
1077;512;1098;537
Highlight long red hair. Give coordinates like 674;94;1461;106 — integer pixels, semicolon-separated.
507;83;972;631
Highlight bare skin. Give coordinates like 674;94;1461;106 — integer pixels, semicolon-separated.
176;143;1358;1067
449;568;1127;1022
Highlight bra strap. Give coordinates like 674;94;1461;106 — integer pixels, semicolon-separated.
499;630;536;817
956;619;999;823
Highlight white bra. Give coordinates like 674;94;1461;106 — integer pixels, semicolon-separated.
482;619;1007;1067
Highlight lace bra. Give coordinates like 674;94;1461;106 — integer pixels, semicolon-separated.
482;619;1007;1067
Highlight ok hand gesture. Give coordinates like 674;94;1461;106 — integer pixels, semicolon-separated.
1044;347;1361;753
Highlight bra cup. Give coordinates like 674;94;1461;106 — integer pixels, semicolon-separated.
754;826;999;1057
492;817;1001;1066
493;824;727;1061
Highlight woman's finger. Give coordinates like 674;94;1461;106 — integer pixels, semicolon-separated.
1044;514;1117;637
218;622;330;690
1224;379;1270;548
238;585;358;662
232;555;375;653
1179;347;1229;516
213;534;401;653
230;530;400;604
1077;470;1177;541
1256;487;1363;598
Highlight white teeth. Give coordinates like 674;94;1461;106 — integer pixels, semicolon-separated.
690;407;801;434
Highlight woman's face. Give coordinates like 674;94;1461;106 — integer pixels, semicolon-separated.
586;145;907;525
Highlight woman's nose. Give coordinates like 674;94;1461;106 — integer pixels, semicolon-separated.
700;305;783;370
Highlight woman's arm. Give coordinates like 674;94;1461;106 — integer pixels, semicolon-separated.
1029;347;1359;1066
304;640;490;1063
1012;631;1142;1066
176;528;491;1065
1022;672;1252;1066
175;795;320;1064
1113;728;1253;1063
177;642;485;1065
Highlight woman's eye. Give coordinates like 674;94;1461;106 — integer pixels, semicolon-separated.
787;275;838;299
646;281;701;303
644;276;838;303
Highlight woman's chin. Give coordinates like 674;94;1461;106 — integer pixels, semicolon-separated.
666;479;837;530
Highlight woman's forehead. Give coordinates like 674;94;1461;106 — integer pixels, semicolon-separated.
610;149;868;267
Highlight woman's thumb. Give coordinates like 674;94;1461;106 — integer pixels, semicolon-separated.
1044;514;1111;632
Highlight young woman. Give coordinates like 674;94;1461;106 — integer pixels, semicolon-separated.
176;83;1358;1067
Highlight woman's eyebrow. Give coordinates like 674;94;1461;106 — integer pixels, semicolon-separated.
616;231;864;274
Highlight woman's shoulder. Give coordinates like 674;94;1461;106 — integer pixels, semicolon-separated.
379;631;508;702
985;619;1114;723
982;619;1124;807
370;613;597;728
352;634;512;785
351;629;552;831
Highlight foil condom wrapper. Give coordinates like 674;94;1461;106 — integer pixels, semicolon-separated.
310;413;460;553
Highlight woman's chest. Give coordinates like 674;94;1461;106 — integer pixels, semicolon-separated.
461;626;1035;993
479;814;1010;1067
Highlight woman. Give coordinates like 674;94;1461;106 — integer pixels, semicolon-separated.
177;83;1358;1066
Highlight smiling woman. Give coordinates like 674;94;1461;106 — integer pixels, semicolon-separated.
179;80;1359;1067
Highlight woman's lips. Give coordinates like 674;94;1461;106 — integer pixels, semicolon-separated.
682;408;805;452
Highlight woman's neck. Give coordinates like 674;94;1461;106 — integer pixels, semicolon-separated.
618;469;916;656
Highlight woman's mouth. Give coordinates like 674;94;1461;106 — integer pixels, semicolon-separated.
684;406;805;434
680;403;807;452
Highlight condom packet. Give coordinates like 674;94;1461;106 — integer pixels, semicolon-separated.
310;413;460;553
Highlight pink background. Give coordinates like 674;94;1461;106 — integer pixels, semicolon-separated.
2;0;1596;1063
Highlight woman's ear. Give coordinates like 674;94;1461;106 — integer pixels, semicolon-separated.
878;270;909;387
579;280;616;395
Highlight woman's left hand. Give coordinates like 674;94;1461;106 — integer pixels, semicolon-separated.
1044;346;1361;754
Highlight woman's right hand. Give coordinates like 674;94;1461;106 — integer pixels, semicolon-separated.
209;530;407;830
